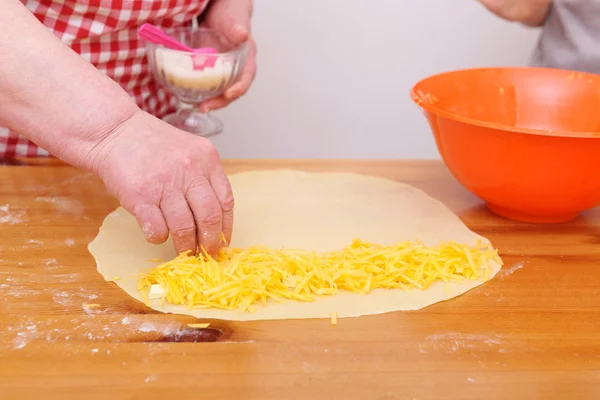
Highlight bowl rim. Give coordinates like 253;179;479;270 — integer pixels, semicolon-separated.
410;66;600;139
146;26;249;56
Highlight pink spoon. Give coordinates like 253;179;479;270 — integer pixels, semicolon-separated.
138;23;218;70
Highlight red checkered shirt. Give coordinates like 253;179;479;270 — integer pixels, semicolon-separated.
1;0;209;158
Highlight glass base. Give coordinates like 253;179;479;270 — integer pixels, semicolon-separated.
163;109;223;138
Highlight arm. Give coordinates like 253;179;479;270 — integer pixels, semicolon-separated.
0;0;233;255
0;0;138;168
478;0;552;27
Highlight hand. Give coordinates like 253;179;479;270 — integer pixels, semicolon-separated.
90;110;234;255
478;0;551;26
199;0;257;112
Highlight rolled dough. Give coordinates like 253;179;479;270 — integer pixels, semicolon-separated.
89;170;502;321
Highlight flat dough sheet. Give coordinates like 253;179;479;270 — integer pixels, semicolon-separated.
89;170;501;321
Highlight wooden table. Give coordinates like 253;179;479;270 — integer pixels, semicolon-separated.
1;159;599;399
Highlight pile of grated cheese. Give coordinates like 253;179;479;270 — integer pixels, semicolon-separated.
137;239;502;312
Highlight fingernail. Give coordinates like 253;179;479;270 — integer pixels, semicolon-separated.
233;24;249;38
225;87;238;99
142;222;155;240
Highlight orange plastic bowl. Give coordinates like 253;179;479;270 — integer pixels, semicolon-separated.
411;67;600;223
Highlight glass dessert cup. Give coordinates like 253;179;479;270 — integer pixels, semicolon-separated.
146;27;248;137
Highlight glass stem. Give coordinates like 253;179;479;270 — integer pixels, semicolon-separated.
177;99;207;114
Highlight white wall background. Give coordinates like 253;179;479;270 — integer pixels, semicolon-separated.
212;0;541;159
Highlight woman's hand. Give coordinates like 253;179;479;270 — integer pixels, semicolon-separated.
90;110;234;255
0;1;233;255
199;0;257;112
478;0;552;26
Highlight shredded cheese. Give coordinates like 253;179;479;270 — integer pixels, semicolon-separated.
137;239;502;313
82;303;101;309
331;312;338;326
187;323;211;329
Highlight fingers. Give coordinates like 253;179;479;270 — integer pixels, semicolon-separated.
227;21;250;44
199;38;257;112
209;163;235;245
199;0;256;112
224;39;257;100
186;177;224;254
199;95;228;113
132;203;169;244
160;192;198;254
204;0;253;43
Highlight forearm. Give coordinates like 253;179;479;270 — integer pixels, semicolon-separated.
479;0;551;27
0;0;139;168
521;1;551;27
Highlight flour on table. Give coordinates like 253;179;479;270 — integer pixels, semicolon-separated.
0;204;26;225
43;258;59;267
35;196;84;216
499;262;524;277
419;332;507;354
25;239;44;247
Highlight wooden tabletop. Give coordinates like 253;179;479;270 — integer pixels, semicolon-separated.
1;159;600;399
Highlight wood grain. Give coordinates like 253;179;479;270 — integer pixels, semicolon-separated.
1;159;599;400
